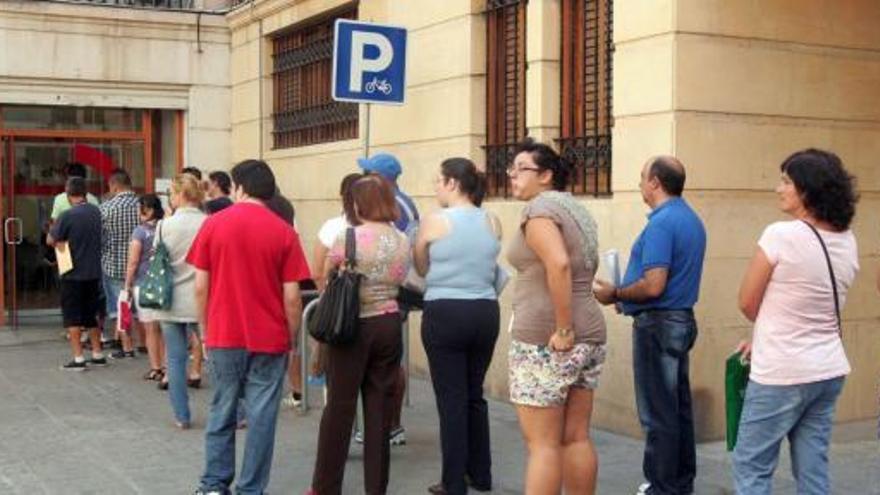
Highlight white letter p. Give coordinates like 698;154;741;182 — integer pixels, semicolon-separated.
349;31;393;93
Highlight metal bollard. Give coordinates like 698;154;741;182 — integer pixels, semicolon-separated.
299;295;321;414
403;315;411;407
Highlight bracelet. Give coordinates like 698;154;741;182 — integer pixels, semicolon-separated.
556;327;572;338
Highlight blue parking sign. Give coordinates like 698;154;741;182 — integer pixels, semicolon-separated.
332;20;407;105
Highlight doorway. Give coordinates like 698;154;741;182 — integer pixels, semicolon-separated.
0;105;183;329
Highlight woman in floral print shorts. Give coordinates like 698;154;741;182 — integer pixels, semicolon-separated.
505;139;607;494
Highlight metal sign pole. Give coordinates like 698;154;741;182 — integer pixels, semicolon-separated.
364;103;371;159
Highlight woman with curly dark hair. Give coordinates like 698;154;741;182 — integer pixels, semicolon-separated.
733;148;859;494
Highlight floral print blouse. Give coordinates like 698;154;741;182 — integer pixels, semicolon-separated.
329;223;410;318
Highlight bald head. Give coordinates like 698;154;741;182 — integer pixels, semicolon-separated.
645;155;686;196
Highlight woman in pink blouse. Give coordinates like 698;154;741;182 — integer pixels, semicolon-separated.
734;149;859;495
309;174;410;495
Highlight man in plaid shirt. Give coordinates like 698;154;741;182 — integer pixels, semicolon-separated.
100;169;140;349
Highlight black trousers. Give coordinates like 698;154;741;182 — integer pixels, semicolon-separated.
312;313;402;495
422;299;500;494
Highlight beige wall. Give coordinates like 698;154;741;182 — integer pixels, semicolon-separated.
0;0;232;170
228;0;880;440
670;0;880;438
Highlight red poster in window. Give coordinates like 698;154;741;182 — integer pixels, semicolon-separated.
73;144;115;179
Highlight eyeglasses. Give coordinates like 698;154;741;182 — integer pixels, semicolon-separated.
506;165;542;177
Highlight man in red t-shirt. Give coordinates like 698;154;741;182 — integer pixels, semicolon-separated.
188;159;311;495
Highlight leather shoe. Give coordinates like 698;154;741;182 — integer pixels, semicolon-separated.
427;483;447;494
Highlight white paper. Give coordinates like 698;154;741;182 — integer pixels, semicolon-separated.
603;249;622;287
56;242;73;276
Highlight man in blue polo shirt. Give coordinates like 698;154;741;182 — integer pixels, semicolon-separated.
594;156;706;495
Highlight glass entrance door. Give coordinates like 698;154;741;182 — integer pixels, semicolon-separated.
1;137;147;328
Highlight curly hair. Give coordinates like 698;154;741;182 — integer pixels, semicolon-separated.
780;148;858;231
515;138;572;191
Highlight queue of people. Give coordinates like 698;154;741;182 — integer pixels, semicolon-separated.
47;140;862;495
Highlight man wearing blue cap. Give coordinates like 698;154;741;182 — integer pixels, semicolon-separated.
358;152;419;447
358;152;419;234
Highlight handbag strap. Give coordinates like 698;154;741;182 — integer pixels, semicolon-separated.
344;227;357;269
801;220;841;333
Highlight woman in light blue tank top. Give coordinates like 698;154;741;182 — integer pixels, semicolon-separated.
413;158;502;495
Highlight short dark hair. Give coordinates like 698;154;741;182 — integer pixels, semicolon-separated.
208;171;231;195
108;168;132;188
181;167;203;181
66;177;87;197
139;194;165;221
514;138;572;191
351;174;399;223
230;159;276;201
441;157;487;206
648;156;686;196
340;173;363;225
65;162;86;179
265;193;295;226
780;148;858;231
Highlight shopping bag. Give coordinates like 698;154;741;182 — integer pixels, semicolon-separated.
725;351;750;451
138;221;174;310
117;289;132;334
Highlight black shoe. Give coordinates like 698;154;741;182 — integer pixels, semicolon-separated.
110;350;135;359
61;360;87;371
427;483;448;494
158;380;169;391
465;475;492;492
89;357;108;367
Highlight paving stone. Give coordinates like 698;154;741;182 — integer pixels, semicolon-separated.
0;325;876;494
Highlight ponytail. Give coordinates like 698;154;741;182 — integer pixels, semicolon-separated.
440;157;487;206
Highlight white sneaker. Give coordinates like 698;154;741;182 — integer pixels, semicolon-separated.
389;426;406;446
281;392;302;409
636;482;651;495
354;427;406;445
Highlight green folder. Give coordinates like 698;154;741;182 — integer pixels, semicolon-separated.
725;351;750;451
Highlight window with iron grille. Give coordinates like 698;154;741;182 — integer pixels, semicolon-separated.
484;0;527;198
559;0;613;196
272;7;358;149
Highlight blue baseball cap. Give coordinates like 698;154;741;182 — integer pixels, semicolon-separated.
357;153;402;181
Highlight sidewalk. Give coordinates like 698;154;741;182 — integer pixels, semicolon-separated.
0;323;877;494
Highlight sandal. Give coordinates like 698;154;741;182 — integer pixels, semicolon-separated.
158;379;169;391
143;369;164;381
187;376;202;389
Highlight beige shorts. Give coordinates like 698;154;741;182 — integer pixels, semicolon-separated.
509;339;607;407
133;287;158;323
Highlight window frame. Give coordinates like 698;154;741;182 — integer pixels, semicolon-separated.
558;0;613;197
271;5;359;150
483;0;527;199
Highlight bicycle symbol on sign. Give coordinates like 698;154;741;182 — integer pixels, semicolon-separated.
364;77;393;95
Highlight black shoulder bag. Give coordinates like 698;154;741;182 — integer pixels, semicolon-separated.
308;227;362;346
802;221;841;334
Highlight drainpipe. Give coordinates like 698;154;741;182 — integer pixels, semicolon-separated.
258;19;264;159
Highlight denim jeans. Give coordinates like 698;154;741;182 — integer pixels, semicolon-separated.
102;275;124;339
199;349;288;495
732;376;845;495
160;321;197;424
632;309;698;495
